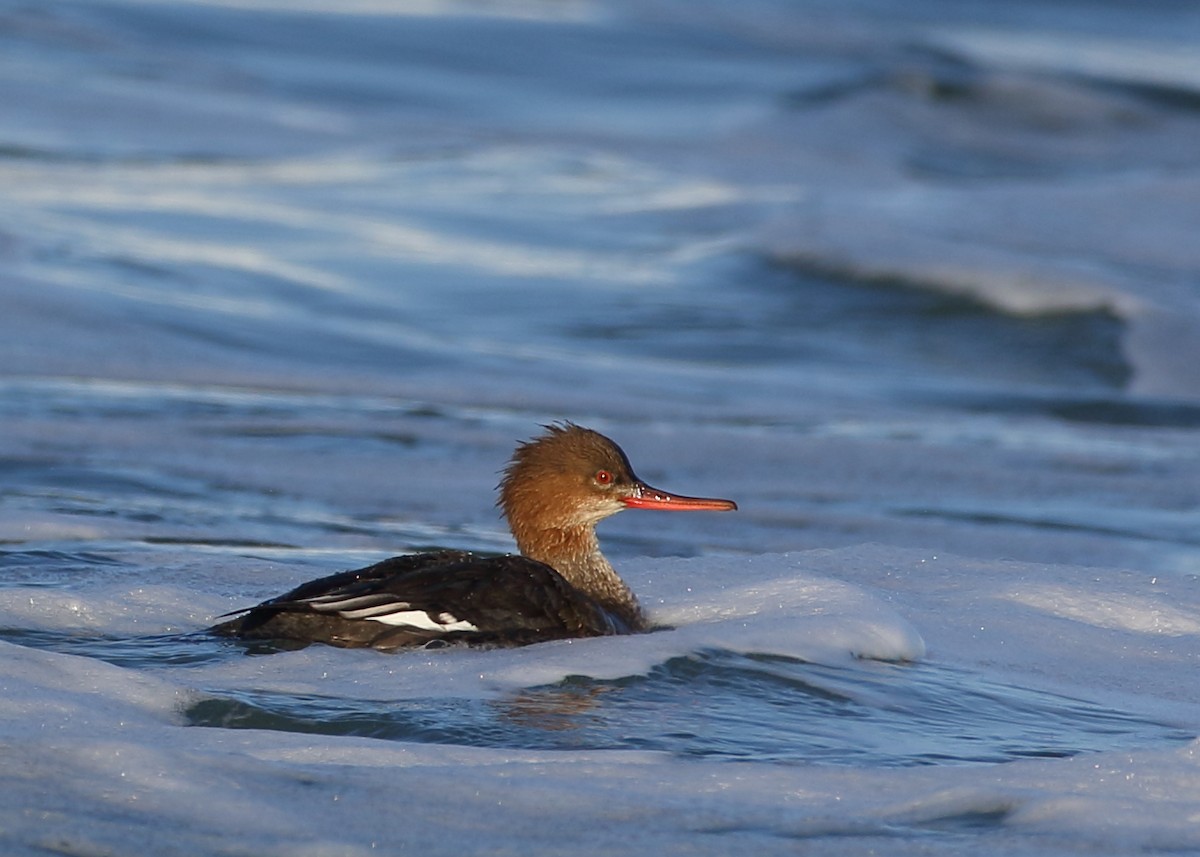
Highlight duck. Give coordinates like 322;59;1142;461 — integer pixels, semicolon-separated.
210;423;736;650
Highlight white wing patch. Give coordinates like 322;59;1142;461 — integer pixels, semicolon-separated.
299;591;478;632
304;593;403;612
363;610;478;632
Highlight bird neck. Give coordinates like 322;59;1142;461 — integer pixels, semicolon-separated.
515;524;645;631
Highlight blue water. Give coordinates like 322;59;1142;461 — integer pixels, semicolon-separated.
3;1;1200;854
184;655;1192;766
1;606;1190;768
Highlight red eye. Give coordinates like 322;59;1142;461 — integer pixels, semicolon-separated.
595;469;613;485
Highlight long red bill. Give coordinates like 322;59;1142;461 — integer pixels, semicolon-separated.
621;483;737;512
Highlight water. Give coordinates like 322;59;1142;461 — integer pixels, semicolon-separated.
2;613;1188;765
184;655;1193;766
3;1;1200;855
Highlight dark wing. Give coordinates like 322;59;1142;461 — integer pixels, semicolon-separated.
226;550;475;612
211;551;623;650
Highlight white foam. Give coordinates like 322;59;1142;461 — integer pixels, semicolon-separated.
2;555;1200;857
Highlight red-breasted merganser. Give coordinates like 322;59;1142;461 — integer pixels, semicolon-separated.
211;423;736;650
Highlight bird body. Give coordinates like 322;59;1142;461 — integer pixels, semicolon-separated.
211;424;735;650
